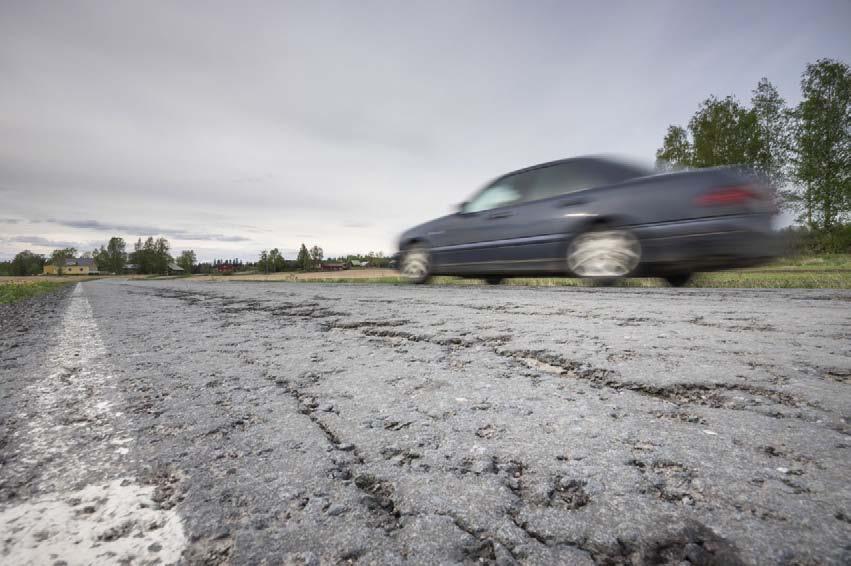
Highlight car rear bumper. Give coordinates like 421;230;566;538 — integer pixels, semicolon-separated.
635;214;780;272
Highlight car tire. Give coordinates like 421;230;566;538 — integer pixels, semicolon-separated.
400;245;432;284
665;272;692;287
484;276;503;285
566;227;641;282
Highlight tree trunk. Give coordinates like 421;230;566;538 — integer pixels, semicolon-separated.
806;184;814;229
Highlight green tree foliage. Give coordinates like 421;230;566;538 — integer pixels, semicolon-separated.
654;62;851;230
154;238;170;274
256;249;286;273
257;250;269;274
106;237;128;273
130;237;172;274
92;247;104;269
196;262;214;275
93;237;127;274
10;250;46;276
655;125;692;170
656;95;769;171
296;243;311;271
751;78;792;187
309;245;323;268
269;248;285;272
688;96;763;168
131;239;145;272
177;250;196;273
779;224;851;255
50;248;77;275
791;59;851;229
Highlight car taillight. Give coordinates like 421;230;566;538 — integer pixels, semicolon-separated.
694;186;761;206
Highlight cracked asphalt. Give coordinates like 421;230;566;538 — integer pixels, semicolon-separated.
1;279;850;565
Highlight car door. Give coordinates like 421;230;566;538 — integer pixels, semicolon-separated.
432;172;533;271
499;160;629;269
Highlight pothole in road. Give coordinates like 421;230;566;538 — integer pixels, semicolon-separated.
517;356;571;375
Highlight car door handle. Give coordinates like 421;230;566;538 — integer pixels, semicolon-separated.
488;211;515;219
558;197;589;207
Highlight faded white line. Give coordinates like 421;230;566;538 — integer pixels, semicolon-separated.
1;283;187;565
1;480;185;566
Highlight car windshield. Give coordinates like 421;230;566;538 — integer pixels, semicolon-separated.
463;182;521;213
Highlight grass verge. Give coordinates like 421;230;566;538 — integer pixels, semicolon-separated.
0;280;76;304
278;272;850;289
261;255;851;289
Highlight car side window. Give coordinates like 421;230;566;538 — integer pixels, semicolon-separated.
464;179;522;213
525;162;609;202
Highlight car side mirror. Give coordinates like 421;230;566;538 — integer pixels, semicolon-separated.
456;201;469;214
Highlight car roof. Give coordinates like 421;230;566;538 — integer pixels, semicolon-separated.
488;155;649;185
492;156;592;181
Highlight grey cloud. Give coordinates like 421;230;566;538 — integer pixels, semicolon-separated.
5;235;97;249
343;222;372;229
179;234;250;243
47;219;250;242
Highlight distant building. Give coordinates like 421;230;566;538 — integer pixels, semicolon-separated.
43;257;99;275
167;263;185;275
320;262;347;271
214;259;243;273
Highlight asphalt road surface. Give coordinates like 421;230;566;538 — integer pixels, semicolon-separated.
1;280;850;565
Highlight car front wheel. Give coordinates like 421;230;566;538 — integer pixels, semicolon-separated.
400;245;432;284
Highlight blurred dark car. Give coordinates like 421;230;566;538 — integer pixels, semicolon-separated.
396;156;779;285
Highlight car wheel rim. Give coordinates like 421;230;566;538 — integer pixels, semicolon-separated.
401;248;430;280
567;230;640;277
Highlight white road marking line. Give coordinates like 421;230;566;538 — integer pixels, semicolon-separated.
1;283;187;565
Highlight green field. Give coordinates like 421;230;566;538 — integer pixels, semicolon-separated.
0;280;76;304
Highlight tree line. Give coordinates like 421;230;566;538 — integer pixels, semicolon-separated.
253;243;392;273
1;237;391;276
0;236;198;276
103;237;197;274
656;58;850;236
254;244;323;273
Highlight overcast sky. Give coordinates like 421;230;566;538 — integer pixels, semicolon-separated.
1;1;849;261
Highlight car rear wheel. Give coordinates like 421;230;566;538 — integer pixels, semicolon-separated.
400;245;432;284
567;228;641;280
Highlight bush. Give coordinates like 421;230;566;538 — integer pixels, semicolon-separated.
778;224;851;255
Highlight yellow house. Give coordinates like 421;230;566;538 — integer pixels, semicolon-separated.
43;257;99;275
